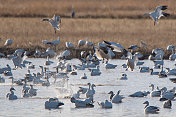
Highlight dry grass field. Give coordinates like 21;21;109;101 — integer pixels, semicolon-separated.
0;0;176;58
0;0;176;18
0;18;176;56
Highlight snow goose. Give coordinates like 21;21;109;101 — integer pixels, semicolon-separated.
6;87;18;100
108;90;124;103
143;101;160;114
150;68;159;75
44;56;53;66
126;52;137;71
129;91;150;97
66;42;74;49
80;73;87;79
119;74;128;80
90;66;101;76
105;61;117;69
166;68;176;75
57;50;70;59
85;38;93;48
78;40;85;48
70;97;94;108
94;45;110;62
149;84;161;97
23;89;32;98
163;100;172;108
70;69;77;75
4;39;13;47
144;5;170;25
139;67;150;73
103;40;128;57
0;76;5;83
98;100;112;108
167;45;176;61
159;88;176;101
45;98;64;109
46;48;56;57
128;45;140;53
29;84;37;96
42;15;61;34
121;64;127;68
86;83;93;98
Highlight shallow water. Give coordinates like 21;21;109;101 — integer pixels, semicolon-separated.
0;58;176;117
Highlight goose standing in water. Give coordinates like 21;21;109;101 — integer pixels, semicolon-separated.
45;98;64;109
143;101;160;114
86;83;95;98
144;5;170;25
108;90;124;103
42;15;61;34
98;100;112;108
6;87;18;100
126;53;137;71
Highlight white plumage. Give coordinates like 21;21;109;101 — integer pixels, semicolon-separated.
42;15;61;33
144;6;170;25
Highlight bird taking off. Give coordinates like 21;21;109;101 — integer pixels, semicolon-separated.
144;6;170;25
42;15;61;34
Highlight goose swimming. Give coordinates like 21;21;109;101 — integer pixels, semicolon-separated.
119;73;128;80
108;90;124;103
149;84;161;97
6;87;18;100
143;101;160;114
80;73;87;79
144;6;170;25
98;100;112;108
45;98;64;109
42;15;61;34
129;91;150;97
70;97;94;108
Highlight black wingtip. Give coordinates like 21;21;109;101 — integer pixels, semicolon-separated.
163;12;170;17
161;6;168;10
103;40;111;45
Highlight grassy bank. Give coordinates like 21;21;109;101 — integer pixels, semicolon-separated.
0;18;175;58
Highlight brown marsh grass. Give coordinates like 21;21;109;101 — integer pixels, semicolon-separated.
0;17;176;58
0;0;176;18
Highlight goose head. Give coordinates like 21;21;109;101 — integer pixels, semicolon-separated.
10;87;15;91
143;101;149;108
149;84;154;91
70;97;76;103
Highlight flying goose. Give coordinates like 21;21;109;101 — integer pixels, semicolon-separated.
42;15;61;34
144;6;170;25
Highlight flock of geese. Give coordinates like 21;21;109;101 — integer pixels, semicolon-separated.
1;35;176;114
0;5;175;115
